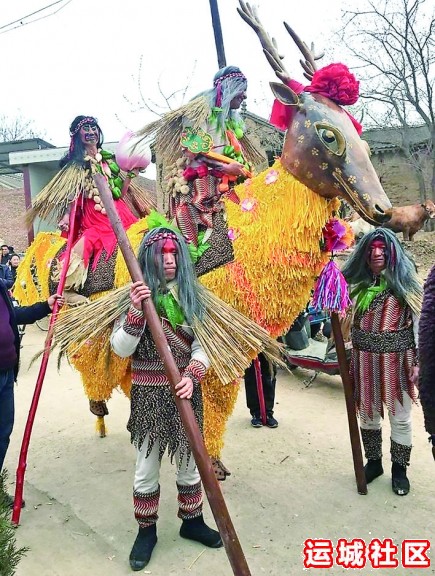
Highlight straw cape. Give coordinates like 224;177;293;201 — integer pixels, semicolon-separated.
50;281;285;388
25;162;155;226
135;96;265;166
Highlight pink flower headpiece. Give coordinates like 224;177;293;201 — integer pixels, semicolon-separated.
305;63;360;106
269;63;362;135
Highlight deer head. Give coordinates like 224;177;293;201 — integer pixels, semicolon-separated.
238;1;392;225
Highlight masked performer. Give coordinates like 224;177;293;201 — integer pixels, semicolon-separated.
342;228;421;496
136;65;264;277
110;226;222;571
28;115;152;305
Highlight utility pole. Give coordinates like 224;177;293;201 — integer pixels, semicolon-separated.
209;0;227;69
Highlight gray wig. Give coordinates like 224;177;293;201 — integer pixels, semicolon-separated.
194;65;247;136
342;228;422;313
137;227;204;323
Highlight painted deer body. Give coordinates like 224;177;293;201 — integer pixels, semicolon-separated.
15;2;393;460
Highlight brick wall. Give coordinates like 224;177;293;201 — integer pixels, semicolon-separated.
0;187;28;252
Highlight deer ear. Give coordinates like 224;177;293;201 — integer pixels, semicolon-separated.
270;82;299;106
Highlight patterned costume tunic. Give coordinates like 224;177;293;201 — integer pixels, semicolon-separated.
111;306;207;463
350;288;417;421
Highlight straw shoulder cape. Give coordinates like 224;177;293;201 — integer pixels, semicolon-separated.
51;281;284;388
26;159;156;226
135;96;265;166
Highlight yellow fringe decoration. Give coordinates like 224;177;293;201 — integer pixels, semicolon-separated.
201;159;340;338
114;218;149;288
200;159;339;457
14;232;66;305
203;373;240;458
69;326;130;402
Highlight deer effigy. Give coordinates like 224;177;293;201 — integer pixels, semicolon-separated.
15;1;393;479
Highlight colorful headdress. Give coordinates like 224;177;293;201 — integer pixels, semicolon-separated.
213;67;247;108
69;116;99;136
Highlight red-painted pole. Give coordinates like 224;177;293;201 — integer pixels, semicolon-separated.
253;356;267;425
12;200;78;525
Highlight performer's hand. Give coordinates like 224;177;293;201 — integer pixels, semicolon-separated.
58;214;70;232
130;281;151;310
220;162;249;177
175;377;194;399
47;294;65;310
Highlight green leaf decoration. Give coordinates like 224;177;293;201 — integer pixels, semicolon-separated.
146;210;177;232
157;292;185;329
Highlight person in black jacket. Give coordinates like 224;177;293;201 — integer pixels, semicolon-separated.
0;279;64;505
0;263;13;290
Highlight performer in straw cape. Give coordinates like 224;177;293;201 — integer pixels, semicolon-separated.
110;225;222;570
50;215;283;570
342;228;422;496
26;115;153;307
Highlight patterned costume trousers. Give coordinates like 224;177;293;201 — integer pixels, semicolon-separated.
133;436;202;526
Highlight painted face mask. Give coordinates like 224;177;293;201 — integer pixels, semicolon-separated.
162;238;178;281
367;238;387;275
79;123;99;145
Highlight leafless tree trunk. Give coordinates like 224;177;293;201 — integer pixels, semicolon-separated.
340;0;435;219
0;114;44;142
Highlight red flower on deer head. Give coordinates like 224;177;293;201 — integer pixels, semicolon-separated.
305;63;360;106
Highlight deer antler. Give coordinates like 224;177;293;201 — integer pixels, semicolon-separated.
237;1;290;84
283;23;325;82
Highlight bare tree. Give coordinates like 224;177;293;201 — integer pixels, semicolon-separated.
340;0;435;203
120;55;199;120
0;114;44;142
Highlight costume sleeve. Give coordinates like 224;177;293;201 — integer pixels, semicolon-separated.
110;305;146;358
183;333;210;385
14;301;51;325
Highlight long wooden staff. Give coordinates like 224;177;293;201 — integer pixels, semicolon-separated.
93;174;252;576
330;313;367;495
12;200;79;525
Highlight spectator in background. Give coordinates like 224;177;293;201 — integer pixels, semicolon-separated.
0;264;13;290
8;254;20;289
1;245;11;266
0;281;64;507
244;353;279;428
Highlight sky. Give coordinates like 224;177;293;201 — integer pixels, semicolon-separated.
0;0;348;149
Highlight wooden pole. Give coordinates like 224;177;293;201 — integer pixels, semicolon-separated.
94;174;251;576
209;0;227;69
12;200;79;525
330;313;367;495
253;356;267;425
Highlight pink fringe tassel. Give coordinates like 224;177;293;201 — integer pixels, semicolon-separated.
312;260;351;315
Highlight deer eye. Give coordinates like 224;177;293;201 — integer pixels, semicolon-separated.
314;122;346;156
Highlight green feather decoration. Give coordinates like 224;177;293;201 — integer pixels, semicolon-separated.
146;210;178;232
156;292;185;329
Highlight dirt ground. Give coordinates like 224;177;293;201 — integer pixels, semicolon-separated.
4;318;435;576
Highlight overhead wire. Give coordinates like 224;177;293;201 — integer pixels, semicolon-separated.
0;0;73;35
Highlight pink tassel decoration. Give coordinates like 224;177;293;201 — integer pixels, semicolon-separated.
116;131;151;172
312;259;351;315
